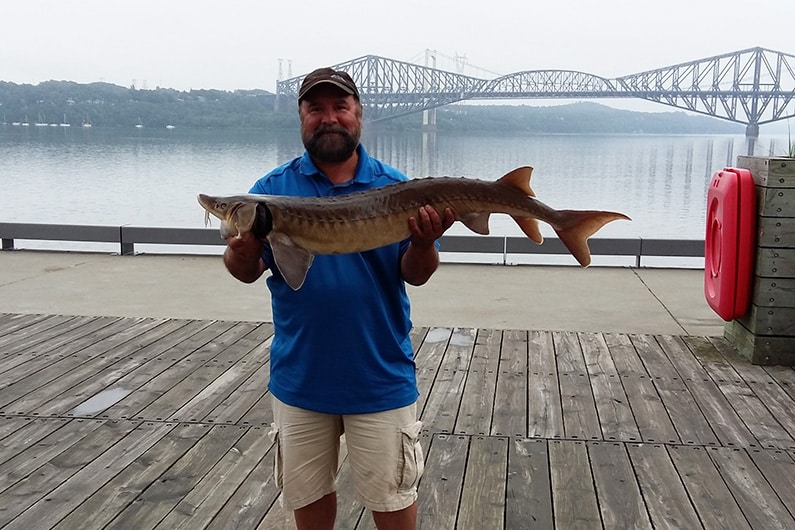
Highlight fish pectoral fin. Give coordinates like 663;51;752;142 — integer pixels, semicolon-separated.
268;232;314;291
459;212;491;235
511;215;543;244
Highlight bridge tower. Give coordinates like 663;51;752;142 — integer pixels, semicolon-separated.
422;50;437;130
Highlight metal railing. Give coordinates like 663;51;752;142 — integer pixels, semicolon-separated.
0;222;704;268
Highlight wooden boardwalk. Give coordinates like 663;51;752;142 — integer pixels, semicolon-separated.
1;313;794;529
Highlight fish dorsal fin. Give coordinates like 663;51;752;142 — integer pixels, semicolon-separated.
498;166;535;197
267;232;314;290
459;212;491;235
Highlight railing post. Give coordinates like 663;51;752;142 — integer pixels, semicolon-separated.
636;239;642;268
120;226;134;255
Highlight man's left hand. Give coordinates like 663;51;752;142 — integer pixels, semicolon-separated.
408;205;456;249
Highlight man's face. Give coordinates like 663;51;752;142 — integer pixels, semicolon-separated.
299;85;363;164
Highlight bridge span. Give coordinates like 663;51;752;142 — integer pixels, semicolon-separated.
276;46;795;138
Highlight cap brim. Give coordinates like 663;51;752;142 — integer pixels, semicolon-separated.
299;80;355;100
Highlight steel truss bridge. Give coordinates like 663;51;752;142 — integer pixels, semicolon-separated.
277;47;795;136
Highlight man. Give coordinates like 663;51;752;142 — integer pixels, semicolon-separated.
223;67;455;530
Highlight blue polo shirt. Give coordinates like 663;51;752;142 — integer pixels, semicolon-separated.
250;145;419;414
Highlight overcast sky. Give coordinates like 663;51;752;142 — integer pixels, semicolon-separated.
3;0;794;93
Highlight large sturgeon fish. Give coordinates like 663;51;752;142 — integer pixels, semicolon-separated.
198;166;630;290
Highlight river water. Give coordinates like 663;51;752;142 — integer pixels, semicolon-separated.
0;125;790;256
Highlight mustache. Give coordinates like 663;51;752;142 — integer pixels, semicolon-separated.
312;125;352;139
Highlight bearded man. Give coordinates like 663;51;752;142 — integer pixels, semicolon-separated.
222;67;454;530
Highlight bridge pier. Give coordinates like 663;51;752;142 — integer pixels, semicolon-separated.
745;122;760;155
422;108;437;131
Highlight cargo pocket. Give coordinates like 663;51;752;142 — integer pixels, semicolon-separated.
397;420;425;492
269;423;284;489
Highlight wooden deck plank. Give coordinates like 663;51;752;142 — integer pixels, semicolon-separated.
0;318;166;411
421;327;474;434
746;448;795;511
0;418;99;495
579;332;640;442
51;423;215;530
506;438;553;529
763;364;795;401
526;330;563;439
0;314;78;354
555;332;602;441
0;416;32;444
414;327;452;420
5;319;182;416
589;441;652;529
103;424;246;530
638;335;721;446
5;421;176;530
606;334;679;444
549;440;601;528
454;328;500;436
708;336;795;448
688;336;794;449
417;434;468;529
0;419;139;527
0;313;54;337
167;329;272;423
0;316;122;384
491;329;527;437
667;445;751;529
30;319;198;417
104;320;240;420
121;322;259;421
627;443;702;529
204;358;272;425
203;441;279;530
709;447;795;529
651;335;721;446
457;435;508;529
152;426;273;530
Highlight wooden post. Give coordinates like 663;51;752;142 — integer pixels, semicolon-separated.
724;156;795;364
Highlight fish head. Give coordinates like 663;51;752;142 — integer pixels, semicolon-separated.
197;194;259;239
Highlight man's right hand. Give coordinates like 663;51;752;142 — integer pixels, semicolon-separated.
223;232;267;283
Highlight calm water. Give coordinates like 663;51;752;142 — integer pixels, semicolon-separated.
0;125;790;251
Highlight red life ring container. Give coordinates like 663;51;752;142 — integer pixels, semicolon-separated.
704;167;756;321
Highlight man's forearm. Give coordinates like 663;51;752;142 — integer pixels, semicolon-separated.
401;242;440;286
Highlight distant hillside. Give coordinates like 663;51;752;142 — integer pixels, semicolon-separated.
0;80;745;134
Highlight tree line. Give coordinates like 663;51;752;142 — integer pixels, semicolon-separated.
0;80;744;134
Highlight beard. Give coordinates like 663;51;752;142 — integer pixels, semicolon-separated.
301;124;361;164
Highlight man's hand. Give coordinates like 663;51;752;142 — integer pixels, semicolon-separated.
407;205;456;249
223;232;267;283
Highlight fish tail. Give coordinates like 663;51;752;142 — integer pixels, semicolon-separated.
552;210;631;267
